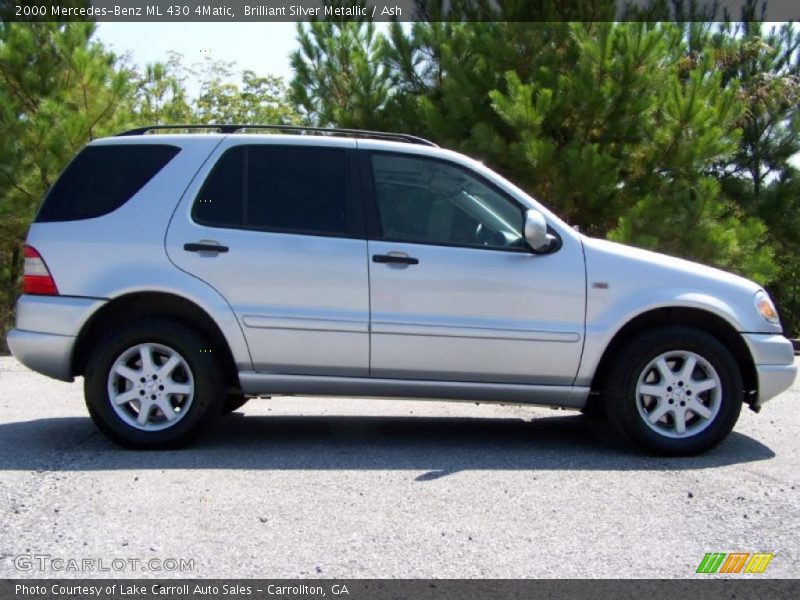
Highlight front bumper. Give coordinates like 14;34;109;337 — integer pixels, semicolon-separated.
743;333;797;405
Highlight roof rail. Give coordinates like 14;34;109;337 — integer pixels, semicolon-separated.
116;124;438;147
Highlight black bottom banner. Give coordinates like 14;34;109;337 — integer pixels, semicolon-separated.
3;579;800;600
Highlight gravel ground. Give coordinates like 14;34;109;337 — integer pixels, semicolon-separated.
0;356;797;579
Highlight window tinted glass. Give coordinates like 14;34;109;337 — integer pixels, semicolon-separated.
247;147;347;234
192;146;348;236
193;146;244;227
37;145;180;222
370;154;525;250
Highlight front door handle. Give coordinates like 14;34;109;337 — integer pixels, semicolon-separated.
372;253;419;265
184;242;229;253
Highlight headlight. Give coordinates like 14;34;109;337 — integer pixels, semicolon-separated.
754;290;780;325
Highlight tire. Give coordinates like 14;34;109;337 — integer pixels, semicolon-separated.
84;319;226;449
579;396;606;419
223;394;249;414
605;326;743;456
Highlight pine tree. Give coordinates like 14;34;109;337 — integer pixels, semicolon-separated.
487;22;776;281
716;12;800;334
291;14;780;287
131;52;193;125
290;14;390;128
0;22;129;348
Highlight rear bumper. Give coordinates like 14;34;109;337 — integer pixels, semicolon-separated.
6;295;106;382
6;329;75;382
743;333;797;405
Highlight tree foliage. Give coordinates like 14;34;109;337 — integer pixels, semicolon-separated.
129;51;193;125
1;7;799;353
291;16;390;128
290;5;800;334
195;57;298;125
0;24;297;350
0;22;129;341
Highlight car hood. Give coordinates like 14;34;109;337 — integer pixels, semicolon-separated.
584;237;760;293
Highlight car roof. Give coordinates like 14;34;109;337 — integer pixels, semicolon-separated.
90;132;458;159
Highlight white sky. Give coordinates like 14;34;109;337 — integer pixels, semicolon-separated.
95;22;300;84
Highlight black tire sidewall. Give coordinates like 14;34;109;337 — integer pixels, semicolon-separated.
223;394;249;414
607;327;743;456
84;320;224;449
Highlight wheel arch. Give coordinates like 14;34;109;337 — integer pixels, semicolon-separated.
72;291;241;392
590;307;757;404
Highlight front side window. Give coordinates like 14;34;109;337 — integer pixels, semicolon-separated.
370;153;526;250
193;145;348;235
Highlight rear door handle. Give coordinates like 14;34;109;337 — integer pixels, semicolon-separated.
372;253;419;265
184;242;229;253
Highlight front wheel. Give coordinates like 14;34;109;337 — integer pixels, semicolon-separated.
605;326;743;456
84;319;226;449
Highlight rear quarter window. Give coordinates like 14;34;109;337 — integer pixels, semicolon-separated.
36;144;180;222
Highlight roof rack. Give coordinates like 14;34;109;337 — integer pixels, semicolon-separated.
116;124;438;147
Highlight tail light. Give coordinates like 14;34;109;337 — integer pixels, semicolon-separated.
22;245;59;295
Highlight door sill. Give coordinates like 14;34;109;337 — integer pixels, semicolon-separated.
238;372;588;409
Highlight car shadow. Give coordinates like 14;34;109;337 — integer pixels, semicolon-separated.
0;412;776;477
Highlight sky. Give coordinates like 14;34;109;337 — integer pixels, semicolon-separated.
95;22;300;87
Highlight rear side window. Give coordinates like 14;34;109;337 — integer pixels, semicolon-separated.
192;145;349;236
36;145;180;223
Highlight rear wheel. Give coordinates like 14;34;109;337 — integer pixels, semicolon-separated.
84;319;225;449
605;326;743;456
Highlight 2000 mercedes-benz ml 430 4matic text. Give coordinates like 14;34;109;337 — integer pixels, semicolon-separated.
7;125;797;454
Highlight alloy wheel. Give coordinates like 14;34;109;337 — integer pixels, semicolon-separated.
106;343;195;431
635;350;722;439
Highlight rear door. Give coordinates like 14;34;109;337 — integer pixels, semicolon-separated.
166;138;370;376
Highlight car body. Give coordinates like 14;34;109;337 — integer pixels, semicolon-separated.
7;126;797;453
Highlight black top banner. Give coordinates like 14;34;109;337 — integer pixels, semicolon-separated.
3;0;800;22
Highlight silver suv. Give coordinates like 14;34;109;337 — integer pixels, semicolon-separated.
7;125;796;454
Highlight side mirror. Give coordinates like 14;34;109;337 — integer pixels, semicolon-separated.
524;209;555;253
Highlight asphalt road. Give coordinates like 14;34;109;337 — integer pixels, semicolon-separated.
0;356;797;579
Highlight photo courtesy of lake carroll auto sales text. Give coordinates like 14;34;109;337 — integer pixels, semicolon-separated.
0;1;799;599
15;583;346;596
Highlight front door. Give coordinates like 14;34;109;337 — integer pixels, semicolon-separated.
364;151;585;385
